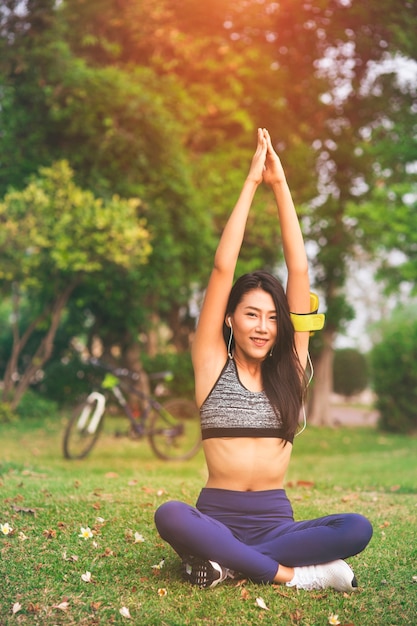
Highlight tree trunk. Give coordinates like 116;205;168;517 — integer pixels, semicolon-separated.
146;312;161;358
2;285;51;401
168;305;193;352
308;328;336;426
122;338;149;417
9;281;79;410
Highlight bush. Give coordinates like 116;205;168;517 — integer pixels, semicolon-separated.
37;356;103;406
370;309;417;434
38;351;195;406
0;402;17;424
333;348;368;398
0;392;58;423
16;390;59;420
142;352;195;400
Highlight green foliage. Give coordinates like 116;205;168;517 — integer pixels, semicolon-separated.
16;390;58;420
350;183;417;294
38;351;195;407
333;348;369;398
37;356;100;407
0;391;58;423
370;308;417;434
0;402;17;424
142;352;195;400
1;0;417;409
0;160;150;287
0;161;151;407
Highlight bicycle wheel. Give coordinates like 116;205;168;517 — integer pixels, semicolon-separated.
148;398;201;461
63;392;105;459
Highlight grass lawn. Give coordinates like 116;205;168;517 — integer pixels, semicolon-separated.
1;414;416;625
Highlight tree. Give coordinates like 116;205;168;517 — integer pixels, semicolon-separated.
0;0;60;194
0;161;150;408
1;0;416;414
333;348;368;398
0;3;215;351
370;307;417;434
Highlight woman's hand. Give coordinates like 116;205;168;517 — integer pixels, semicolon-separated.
246;128;267;184
262;129;286;186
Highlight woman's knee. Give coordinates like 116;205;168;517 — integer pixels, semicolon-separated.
154;500;191;538
356;514;373;549
347;513;373;552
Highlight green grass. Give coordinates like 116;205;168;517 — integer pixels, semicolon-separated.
1;415;416;625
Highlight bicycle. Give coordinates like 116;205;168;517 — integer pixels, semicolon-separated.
62;358;201;461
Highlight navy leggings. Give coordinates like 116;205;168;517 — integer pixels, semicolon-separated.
154;488;373;583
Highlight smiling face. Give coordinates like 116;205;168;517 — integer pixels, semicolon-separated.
228;288;277;361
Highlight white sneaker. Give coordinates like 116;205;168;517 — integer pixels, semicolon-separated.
286;559;358;592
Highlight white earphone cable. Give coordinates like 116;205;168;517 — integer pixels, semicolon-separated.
296;350;314;437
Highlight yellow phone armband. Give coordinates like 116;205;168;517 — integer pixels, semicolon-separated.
290;293;325;334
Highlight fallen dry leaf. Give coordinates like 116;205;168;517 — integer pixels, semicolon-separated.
53;601;70;611
119;606;131;619
255;597;269;610
21;470;47;478
81;571;92;583
341;493;358;503
27;602;41;613
290;608;303;623
101;547;115;557
272;585;292;598
12;505;36;515
12;602;22;614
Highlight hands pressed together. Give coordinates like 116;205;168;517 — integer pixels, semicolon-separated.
247;128;286;187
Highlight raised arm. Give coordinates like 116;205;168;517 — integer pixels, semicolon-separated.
192;129;267;404
262;130;311;368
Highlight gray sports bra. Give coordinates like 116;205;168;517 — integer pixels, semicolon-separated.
200;358;293;443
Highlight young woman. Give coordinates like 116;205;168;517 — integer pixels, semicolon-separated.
154;129;373;591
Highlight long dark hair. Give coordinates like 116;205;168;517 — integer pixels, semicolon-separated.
223;270;306;441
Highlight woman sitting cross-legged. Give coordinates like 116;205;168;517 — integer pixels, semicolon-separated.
154;128;373;591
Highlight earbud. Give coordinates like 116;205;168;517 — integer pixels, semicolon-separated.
227;317;232;327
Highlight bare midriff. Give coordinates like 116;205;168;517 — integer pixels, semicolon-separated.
203;437;293;491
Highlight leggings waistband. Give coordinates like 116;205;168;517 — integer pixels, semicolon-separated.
197;488;293;518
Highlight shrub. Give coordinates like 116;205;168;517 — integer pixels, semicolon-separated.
0;402;17;424
38;356;98;406
333;348;368;398
370;309;417;434
142;352;195;400
38;351;195;406
16;390;59;420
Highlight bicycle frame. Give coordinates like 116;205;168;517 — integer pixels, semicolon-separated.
80;392;106;434
108;379;181;437
63;357;201;461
